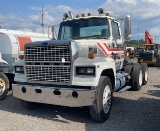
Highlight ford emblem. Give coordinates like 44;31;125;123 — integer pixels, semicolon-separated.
42;42;49;46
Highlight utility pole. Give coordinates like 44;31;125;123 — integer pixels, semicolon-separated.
41;5;44;34
155;35;156;44
138;25;139;47
158;36;159;44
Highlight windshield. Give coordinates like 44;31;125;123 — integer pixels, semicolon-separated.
58;18;110;40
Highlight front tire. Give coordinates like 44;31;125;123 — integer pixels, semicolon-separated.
90;76;112;123
0;72;9;100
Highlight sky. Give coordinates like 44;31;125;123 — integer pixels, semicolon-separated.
0;0;160;42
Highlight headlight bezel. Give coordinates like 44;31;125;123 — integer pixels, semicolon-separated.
15;66;24;73
76;66;95;76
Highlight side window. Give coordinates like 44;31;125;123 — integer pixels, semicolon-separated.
111;21;120;39
61;26;72;40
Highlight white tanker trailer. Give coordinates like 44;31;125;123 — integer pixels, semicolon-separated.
0;29;49;100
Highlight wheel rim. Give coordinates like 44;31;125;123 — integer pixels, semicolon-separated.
145;69;148;81
0;78;5;95
103;85;111;113
139;70;143;86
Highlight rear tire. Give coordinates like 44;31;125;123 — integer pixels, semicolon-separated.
124;65;133;85
20;100;41;109
131;64;143;91
141;63;148;85
0;72;9;100
90;76;112;123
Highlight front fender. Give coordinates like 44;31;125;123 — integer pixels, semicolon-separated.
72;57;116;87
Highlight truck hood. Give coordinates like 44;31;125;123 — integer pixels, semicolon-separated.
25;39;111;58
74;39;108;57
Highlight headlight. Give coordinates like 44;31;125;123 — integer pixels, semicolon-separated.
76;67;95;75
15;66;24;73
87;68;94;74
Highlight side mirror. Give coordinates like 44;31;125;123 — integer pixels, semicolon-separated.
124;15;131;40
48;26;57;40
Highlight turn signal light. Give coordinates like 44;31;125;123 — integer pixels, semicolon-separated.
88;53;95;59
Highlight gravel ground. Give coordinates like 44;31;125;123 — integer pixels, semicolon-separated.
0;61;160;131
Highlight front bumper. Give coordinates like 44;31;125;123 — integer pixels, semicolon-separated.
12;83;96;107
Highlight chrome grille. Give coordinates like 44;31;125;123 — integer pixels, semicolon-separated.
25;65;70;83
25;44;71;84
25;45;70;62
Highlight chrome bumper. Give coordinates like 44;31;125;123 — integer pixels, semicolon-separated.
12;83;96;107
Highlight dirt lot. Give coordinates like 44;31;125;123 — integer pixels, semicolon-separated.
0;60;160;131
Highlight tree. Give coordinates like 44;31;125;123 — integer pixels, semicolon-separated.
124;39;145;48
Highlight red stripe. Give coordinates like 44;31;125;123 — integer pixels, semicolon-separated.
103;43;124;51
97;43;109;56
17;37;32;51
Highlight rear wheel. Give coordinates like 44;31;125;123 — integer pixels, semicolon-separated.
0;72;9;100
90;76;112;123
141;63;148;85
20;100;41;109
131;64;143;91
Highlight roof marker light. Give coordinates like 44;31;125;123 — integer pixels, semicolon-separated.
76;15;79;18
81;14;85;17
88;13;91;16
106;13;110;16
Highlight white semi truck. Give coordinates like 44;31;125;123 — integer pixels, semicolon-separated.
12;9;148;122
0;29;49;100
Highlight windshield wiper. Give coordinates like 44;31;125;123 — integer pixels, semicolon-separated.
90;36;109;39
72;36;82;39
72;36;108;39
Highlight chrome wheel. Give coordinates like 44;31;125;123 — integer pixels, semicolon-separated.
103;85;111;113
0;78;5;95
139;70;143;86
145;69;148;82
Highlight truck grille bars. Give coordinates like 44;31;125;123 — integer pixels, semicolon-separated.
24;44;71;84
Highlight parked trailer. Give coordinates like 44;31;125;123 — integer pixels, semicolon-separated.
0;29;49;100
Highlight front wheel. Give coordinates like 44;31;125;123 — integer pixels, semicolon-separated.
0;72;9;100
90;76;112;123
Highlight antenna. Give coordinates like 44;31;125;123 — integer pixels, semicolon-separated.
41;5;44;34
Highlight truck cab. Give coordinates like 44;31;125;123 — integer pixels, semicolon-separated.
12;9;148;123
